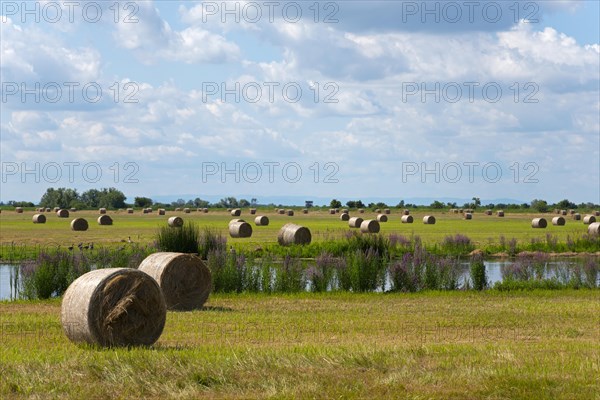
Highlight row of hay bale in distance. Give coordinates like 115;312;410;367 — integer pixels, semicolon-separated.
532;215;597;228
62;251;213;347
31;214;113;228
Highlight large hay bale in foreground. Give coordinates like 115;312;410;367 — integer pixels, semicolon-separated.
497;211;505;217
588;222;600;235
97;215;113;226
61;268;166;347
583;215;597;224
32;214;46;224
348;217;363;228
401;215;413;224
464;213;473;220
255;215;269;226
71;218;88;231
229;221;252;238
531;218;547;228
168;216;183;227
231;209;241;217
340;213;350;221
552;216;566;226
423;215;436;224
57;209;69;218
138;252;212;311
376;214;388;222
360;219;380;233
277;223;311;246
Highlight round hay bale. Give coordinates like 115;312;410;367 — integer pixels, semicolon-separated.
485;210;492;215
334;208;339;213
54;207;60;212
138;252;212;311
250;208;257;215
384;208;391;214
277;223;311;246
127;208;134;214
554;209;560;214
158;209;166;215
203;208;208;213
358;208;365;214
227;208;232;212
348;217;363;228
594;211;600;217
573;213;581;221
255;215;269;226
32;214;46;224
286;209;294;216
423;215;436;225
360;219;380;233
329;209;335;214
531;218;547;228
302;209;308;214
229;221;252;238
61;268;166;347
97;215;113;226
588;222;600;235
497;211;505;217
70;208;77;212
452;209;459;214
340;213;350;221
231;209;241;217
99;208;107;214
464;213;473;220
401;215;413;224
458;209;463;213
376;214;388;222
552;216;566;226
569;209;575;215
143;209;149;214
174;208;181;212
229;218;245;225
71;218;88;231
374;208;381;213
341;209;349;214
561;210;567;215
57;209;69;218
583;215;597;224
37;207;44;212
183;208;191;214
403;209;410;215
45;207;51;212
168;216;184;227
278;209;286;215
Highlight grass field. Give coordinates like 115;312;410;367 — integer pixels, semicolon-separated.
1;290;598;399
1;209;597;254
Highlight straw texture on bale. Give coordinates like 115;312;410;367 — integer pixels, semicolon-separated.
99;208;107;214
376;214;388;222
588;222;600;235
255;216;269;226
231;209;241;216
138;252;212;311
32;214;46;224
348;217;363;228
287;209;294;216
168;216;184;227
57;209;69;218
464;213;473;220
127;208;134;214
97;215;113;226
229;218;245;225
497;211;505;217
531;218;547;228
360;219;380;233
583;215;597;224
250;208;257;215
552;216;566;226
71;218;88;231
423;215;436;224
384;209;391;214
277;223;311;246
485;210;492;215
573;213;581;221
61;268;166;347
340;213;350;221
229;221;253;238
401;215;413;224
158;209;166;215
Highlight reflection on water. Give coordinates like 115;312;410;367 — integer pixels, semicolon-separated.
0;259;596;300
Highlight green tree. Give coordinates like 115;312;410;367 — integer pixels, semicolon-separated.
330;199;342;208
430;200;445;209
531;199;548;212
134;197;153;208
98;188;126;209
39;188;79;208
81;189;102;208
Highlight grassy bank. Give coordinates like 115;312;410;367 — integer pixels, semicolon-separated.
1;290;598;399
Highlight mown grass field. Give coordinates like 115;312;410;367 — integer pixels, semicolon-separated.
0;208;596;253
1;290;598;399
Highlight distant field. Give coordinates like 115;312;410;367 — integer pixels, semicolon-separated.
0;208;596;251
1;290;598;399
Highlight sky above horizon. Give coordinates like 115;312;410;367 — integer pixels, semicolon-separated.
1;0;599;205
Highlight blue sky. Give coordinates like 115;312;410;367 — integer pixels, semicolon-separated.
1;0;599;205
